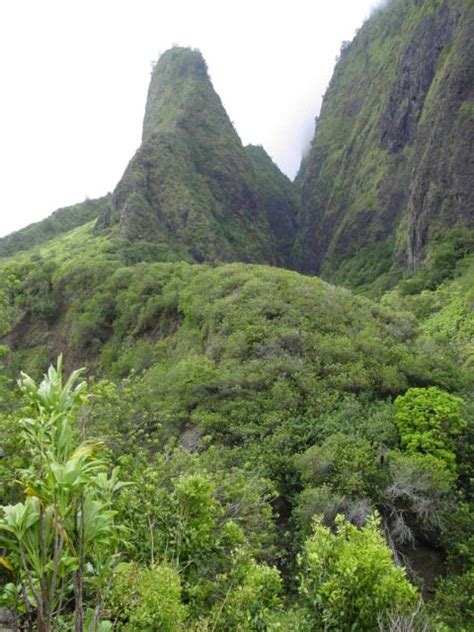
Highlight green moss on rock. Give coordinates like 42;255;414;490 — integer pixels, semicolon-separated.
297;0;474;279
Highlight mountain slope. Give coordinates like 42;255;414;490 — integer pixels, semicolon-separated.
245;144;298;263
0;196;109;258
96;47;298;266
296;0;474;278
1;222;462;416
0;31;472;623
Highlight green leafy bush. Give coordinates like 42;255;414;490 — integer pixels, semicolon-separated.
0;357;127;630
298;514;418;630
108;562;187;631
395;386;466;473
209;552;282;631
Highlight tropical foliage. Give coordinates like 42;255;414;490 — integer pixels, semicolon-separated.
0;0;472;628
0;358;127;631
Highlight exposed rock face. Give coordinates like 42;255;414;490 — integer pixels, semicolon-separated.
96;47;298;266
379;2;459;153
296;0;474;276
406;2;474;268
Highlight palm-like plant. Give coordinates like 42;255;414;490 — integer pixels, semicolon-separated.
0;356;127;631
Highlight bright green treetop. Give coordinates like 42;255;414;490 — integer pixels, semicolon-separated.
299;513;418;630
395;386;466;473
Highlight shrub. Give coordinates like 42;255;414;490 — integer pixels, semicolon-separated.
298;514;418;630
434;569;474;631
108;562;187;631
395;387;466;473
0;357;126;630
209;553;282;631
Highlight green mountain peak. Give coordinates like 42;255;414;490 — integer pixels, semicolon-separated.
96;46;298;266
142;47;212;142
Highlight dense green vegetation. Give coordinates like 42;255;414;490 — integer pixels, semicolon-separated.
0;1;473;628
0;197;110;258
0;218;472;628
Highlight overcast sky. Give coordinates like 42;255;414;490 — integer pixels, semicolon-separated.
0;0;379;238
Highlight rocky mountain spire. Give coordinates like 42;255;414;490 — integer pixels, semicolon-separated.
96;46;298;266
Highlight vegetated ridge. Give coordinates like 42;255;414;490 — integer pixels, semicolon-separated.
0;196;109;258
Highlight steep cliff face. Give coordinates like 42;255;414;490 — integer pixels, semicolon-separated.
96;47;298;266
296;0;474;277
406;1;474;268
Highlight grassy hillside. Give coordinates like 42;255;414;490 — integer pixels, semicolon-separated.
0;195;110;258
